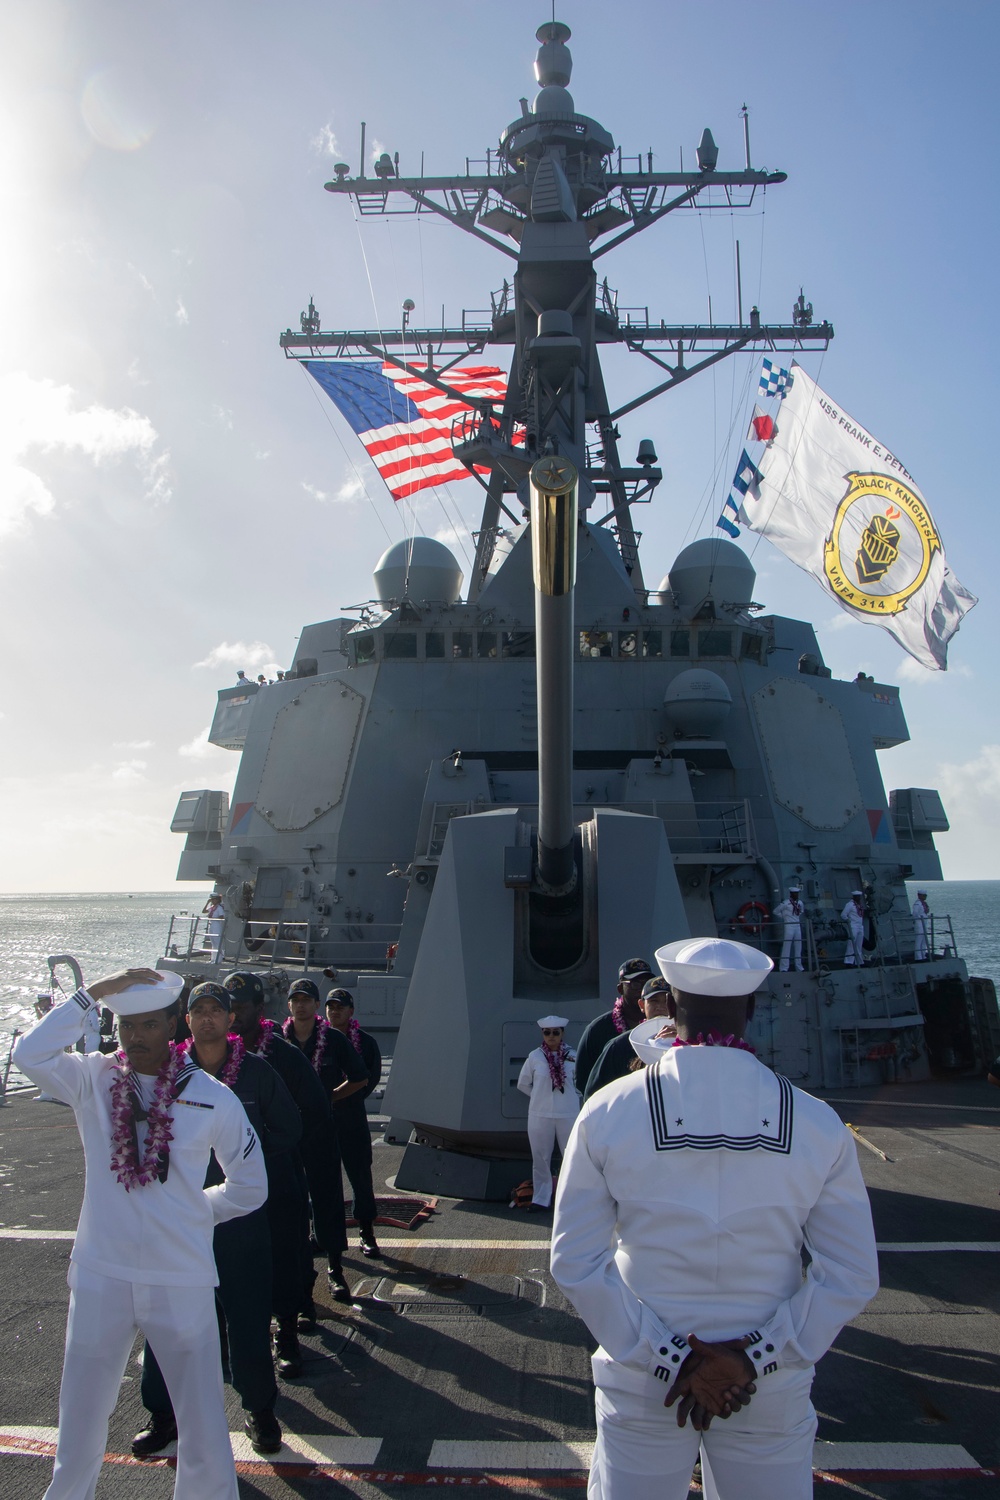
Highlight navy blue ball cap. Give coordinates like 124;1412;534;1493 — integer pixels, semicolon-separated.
288;978;320;1003
618;957;653;983
641;976;670;1001
187;981;232;1010
223;971;265;1005
325;988;355;1008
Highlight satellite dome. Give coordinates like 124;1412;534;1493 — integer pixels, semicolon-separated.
533;85;576;117
373;537;464;604
667;538;756;613
663;669;732;739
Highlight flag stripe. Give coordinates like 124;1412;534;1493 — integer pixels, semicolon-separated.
305;359;510;501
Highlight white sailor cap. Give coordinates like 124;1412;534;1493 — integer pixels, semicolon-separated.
655;937;773;998
537;1014;569;1029
851;889;863;896
789;885;801;893
102;971;185;1016
629;1015;679;1064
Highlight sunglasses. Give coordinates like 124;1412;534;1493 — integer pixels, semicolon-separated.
542;1028;563;1035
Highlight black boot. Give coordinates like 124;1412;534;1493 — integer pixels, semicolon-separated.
297;1295;317;1332
131;1410;177;1457
327;1260;352;1303
245;1405;283;1455
272;1321;303;1379
358;1221;381;1259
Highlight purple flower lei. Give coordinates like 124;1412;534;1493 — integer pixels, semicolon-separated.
178;1034;245;1088
282;1016;335;1073
109;1043;182;1191
611;996;626;1034
544;1041;571;1092
671;1030;756;1054
346;1017;363;1055
248;1016;278;1058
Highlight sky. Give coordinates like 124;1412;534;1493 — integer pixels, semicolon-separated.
1;0;997;890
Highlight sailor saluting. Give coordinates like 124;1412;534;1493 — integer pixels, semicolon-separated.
841;890;867;967
912;889;931;961
551;937;878;1499
14;968;267;1500
773;886;806;972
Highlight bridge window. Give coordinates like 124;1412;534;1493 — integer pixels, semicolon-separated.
353;633;376;664
477;632;498;659
643;630;664;659
740;632;763;663
384;632;418;659
580;630;614;658
452;632;473;659
697;628;732;656
425;632;446;659
669;630;689;658
502;631;535;659
618;631;638;658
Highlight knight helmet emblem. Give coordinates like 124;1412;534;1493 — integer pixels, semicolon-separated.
855;513;900;586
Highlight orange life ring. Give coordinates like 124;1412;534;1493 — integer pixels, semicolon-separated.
736;900;770;935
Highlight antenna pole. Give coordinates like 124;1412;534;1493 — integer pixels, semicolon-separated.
736;239;743;326
359;121;367;178
741;104;751;170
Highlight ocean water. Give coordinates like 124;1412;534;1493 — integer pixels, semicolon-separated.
2;883;998;1074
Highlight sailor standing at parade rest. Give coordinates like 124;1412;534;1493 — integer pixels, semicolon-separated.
517;1016;580;1210
773;886;806;972
551;937;879;1500
13;968;266;1500
841;891;867;967
583;977;676;1101
324;987;384;1259
574;957;653;1097
912;890;931;961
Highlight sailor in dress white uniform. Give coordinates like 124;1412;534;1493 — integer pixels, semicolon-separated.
517;1015;580;1209
841;890;866;966
551;937;878;1500
14;968;267;1500
912;890;930;960
773;886;805;972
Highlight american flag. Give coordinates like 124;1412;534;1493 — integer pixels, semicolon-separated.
305;360;509;500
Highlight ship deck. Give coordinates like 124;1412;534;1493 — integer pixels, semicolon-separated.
2;1079;999;1498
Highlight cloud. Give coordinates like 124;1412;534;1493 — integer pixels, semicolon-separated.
192;639;277;672
311;122;341;157
113;739;153;750
0;372;173;536
301;480;327;501
211;406;233;430
254;448;271;461
897;655;973;684
127;263;154;294
179;728;213;758
111;758;147;782
302;474;366;504
175;297;189;325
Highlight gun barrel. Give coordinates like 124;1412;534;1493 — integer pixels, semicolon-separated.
530;457;579;893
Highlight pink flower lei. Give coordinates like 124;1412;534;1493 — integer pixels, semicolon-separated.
672;1030;756;1054
178;1034;246;1088
109;1043;182;1191
544;1041;571;1092
282;1015;335;1073
346;1016;363;1054
611;996;627;1034
248;1016;278;1058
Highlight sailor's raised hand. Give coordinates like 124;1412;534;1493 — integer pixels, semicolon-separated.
88;968;164;1002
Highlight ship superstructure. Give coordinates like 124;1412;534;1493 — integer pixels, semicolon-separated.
164;21;996;1196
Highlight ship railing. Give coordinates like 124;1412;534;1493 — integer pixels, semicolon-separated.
234;919;404;974
164;914;218;963
885;912;958;963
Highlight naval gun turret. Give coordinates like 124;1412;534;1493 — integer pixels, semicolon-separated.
164;20;992;1197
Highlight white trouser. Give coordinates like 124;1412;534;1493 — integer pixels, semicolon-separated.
589;1353;816;1500
208;919;223;962
779;925;803;971
914;921;928;961
843;923;865;966
527;1113;575;1207
46;1264;237;1500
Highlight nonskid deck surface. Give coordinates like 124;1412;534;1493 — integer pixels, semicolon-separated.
1;1083;999;1499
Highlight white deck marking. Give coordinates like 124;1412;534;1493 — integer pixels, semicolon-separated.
876;1241;1000;1253
824;1097;1000;1113
0;1429;985;1476
0;1427;381;1465
813;1441;981;1471
0;1229;552;1249
429;1440;593;1469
